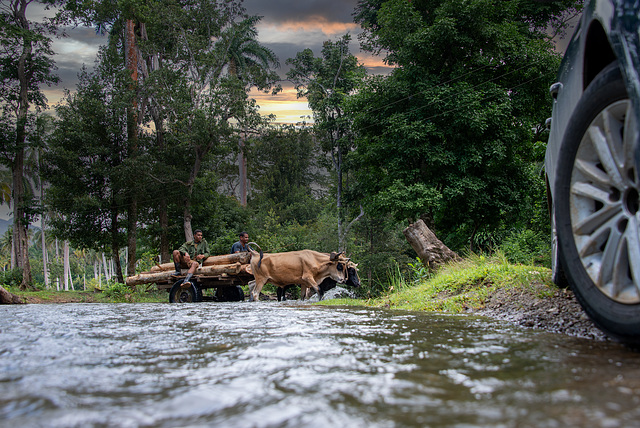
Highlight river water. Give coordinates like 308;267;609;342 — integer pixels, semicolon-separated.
1;301;640;428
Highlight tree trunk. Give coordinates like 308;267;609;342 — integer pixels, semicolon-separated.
13;0;33;291
336;135;344;251
63;241;69;291
239;136;247;205
403;219;460;271
55;238;60;291
41;187;49;288
102;252;110;281
159;197;170;262
183;196;193;242
0;285;23;304
125;19;139;277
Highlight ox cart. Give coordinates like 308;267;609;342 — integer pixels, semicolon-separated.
125;252;254;303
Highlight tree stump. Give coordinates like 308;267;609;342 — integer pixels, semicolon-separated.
0;285;24;304
403;219;460;271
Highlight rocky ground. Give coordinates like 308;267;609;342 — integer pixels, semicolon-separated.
471;283;610;341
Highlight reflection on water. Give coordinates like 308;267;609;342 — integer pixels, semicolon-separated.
1;302;640;428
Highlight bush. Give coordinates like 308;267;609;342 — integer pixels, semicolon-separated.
102;281;134;301
0;268;22;288
499;229;550;267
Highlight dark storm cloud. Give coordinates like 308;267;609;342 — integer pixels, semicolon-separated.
243;0;360;24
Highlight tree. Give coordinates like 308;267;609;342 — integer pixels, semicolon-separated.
286;34;367;251
53;0;280;266
247;125;327;225
136;1;279;243
43;50;132;283
0;0;59;289
348;0;581;250
222;15;280;207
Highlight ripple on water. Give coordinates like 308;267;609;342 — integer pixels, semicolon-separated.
2;303;640;428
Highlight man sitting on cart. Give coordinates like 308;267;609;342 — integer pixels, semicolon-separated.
230;232;249;253
172;229;211;286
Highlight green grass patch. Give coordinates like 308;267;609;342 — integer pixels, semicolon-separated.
6;284;167;304
320;253;555;313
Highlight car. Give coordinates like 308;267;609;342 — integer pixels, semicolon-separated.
545;0;640;343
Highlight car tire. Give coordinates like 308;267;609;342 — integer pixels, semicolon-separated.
555;61;640;343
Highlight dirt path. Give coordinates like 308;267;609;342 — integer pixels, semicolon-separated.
471;285;609;341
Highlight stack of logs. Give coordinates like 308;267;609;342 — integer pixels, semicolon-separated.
125;252;252;287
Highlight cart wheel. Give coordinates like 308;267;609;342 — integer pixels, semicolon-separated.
231;285;245;302
216;285;245;302
169;279;202;303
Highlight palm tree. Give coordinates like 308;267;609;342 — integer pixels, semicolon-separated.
222;16;280;205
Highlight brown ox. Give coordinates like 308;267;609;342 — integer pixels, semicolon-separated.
247;243;348;302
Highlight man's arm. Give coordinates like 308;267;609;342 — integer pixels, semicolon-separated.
178;242;190;257
201;240;211;259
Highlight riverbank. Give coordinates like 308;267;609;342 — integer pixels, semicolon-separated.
2;255;609;341
320;255;610;342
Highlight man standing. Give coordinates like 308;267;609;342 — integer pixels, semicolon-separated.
231;232;249;253
173;229;210;285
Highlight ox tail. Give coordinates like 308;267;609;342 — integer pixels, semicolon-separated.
247;242;264;269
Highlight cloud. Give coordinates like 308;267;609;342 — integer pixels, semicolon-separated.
262;17;360;38
37;0;381;122
244;0;359;24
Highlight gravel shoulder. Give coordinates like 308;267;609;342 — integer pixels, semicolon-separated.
471;283;609;341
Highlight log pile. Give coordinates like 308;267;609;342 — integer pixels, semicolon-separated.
125;252;253;287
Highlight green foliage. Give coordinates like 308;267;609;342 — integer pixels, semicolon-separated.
0;268;23;287
135;250;159;274
286;34;367;249
499;229;551;267
247;126;327;225
43;57;130;255
101;281;134;302
347;0;574;251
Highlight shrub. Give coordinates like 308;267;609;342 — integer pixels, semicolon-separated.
499;229;551;267
0;268;22;288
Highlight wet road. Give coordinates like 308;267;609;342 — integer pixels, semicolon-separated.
1;302;640;427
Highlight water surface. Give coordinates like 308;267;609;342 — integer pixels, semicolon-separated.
1;302;639;427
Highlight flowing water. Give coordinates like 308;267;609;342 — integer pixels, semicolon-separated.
1;300;640;428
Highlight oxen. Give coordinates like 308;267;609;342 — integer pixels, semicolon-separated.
247;243;348;302
277;262;361;301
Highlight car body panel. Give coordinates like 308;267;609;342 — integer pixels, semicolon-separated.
545;0;640;200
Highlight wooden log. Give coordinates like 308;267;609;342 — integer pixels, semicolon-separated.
126;263;243;286
403;219;460;271
149;252;251;272
0;285;24;304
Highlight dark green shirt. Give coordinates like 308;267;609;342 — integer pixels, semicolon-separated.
178;239;211;263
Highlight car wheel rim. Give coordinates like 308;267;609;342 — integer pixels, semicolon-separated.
570;99;640;304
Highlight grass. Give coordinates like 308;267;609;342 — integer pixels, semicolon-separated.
318;253;555;313
4;284;167;304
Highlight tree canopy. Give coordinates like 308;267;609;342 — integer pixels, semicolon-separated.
348;0;580;249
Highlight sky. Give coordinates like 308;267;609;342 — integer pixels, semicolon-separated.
30;0;390;124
